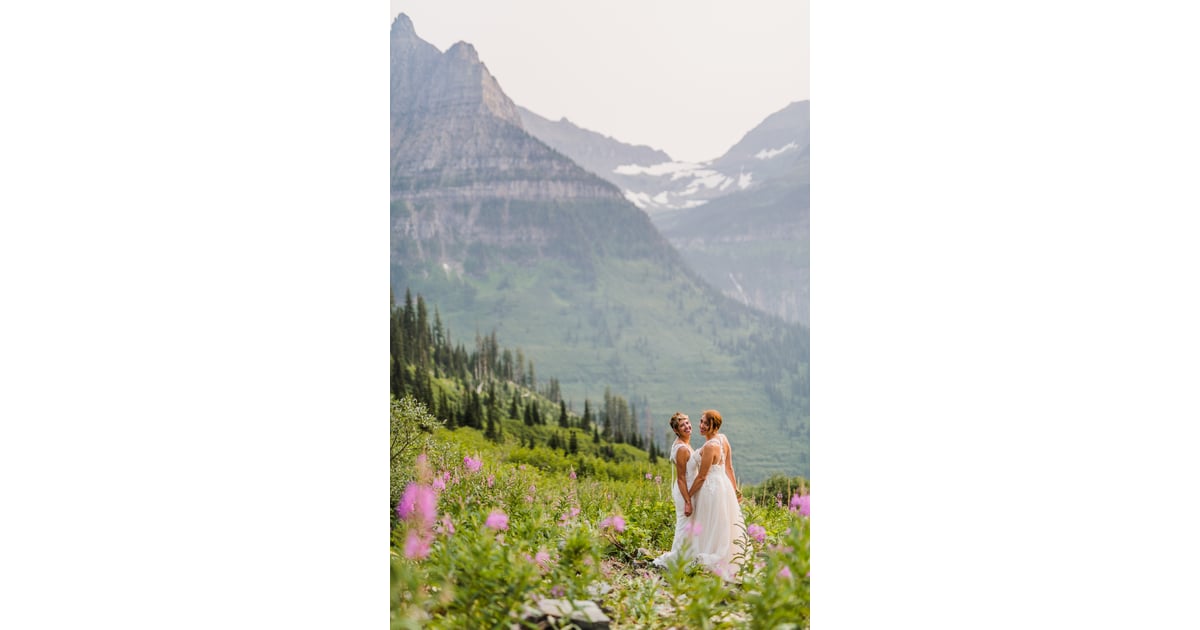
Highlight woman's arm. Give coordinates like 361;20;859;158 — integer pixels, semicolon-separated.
674;448;693;516
723;436;740;500
688;442;716;501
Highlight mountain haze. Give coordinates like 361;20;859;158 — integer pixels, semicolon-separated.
518;99;811;325
390;15;809;482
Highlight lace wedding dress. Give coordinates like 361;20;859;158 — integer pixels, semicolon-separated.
689;433;747;577
652;440;698;568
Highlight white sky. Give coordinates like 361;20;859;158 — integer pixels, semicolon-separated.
391;0;808;163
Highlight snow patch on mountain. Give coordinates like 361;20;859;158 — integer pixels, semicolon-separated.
684;171;732;192
754;142;798;160
623;190;654;208
614;161;706;176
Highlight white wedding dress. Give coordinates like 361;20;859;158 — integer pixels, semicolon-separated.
689;433;747;577
652;441;698;569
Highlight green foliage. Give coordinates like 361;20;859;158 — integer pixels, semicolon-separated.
743;473;810;507
390;395;444;508
391;416;809;628
395;257;810;482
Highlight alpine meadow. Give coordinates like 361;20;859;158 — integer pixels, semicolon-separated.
391;11;810;627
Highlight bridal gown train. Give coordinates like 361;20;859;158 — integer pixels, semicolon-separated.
689;433;747;577
652;441;698;568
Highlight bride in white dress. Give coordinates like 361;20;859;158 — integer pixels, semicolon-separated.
652;412;698;569
686;409;747;577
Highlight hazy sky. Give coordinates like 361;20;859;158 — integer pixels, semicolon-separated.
391;0;808;164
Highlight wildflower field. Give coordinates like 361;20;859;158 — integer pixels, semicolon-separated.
391;396;810;629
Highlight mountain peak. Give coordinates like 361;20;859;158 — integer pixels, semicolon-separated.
391;12;416;37
445;41;480;63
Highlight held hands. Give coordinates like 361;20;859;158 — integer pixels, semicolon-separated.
684;500;693;517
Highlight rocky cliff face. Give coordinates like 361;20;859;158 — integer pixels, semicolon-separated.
391;15;623;204
390;14;671;277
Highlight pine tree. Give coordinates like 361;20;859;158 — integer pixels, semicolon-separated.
558;401;569;428
569;430;578;455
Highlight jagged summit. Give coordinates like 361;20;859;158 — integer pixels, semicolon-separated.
391;12;414;34
390;16;620;201
445;41;479;63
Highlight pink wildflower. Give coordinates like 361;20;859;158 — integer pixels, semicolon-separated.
432;477;445;491
559;506;581;526
550;585;565;598
404;531;431;560
464;455;482;472
778;566;792;579
487;474;495;488
435;513;455;536
687;521;703;536
397;483;437;528
485;509;509;531
654;475;662;484
569;469;576;480
790;494;810;517
534;550;552;571
747;524;766;543
600;515;626;533
645;472;653;480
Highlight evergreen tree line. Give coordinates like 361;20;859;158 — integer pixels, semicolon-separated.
390;288;661;457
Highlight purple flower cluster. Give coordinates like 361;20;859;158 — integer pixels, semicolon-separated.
397;482;437;529
790;493;810;517
396;477;441;560
485;509;509;531
559;506;581;526
463;455;482;472
599;515;626;533
747;523;766;544
404;530;431;560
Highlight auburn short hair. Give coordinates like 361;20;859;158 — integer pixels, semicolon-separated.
703;409;723;431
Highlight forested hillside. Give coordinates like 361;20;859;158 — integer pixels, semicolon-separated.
391;288;666;466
